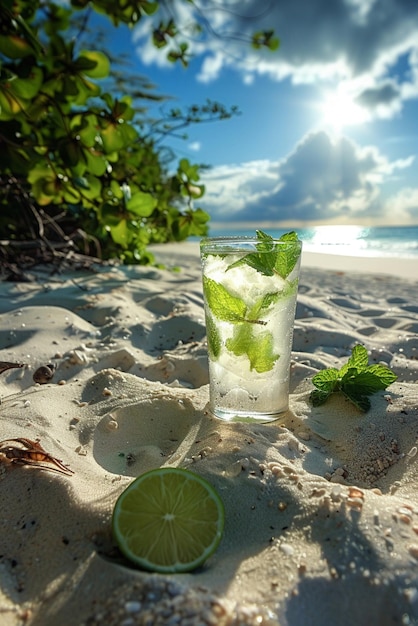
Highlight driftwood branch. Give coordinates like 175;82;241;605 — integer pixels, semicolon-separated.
0;175;108;281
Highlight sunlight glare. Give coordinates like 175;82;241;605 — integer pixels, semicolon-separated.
321;90;369;130
310;224;369;255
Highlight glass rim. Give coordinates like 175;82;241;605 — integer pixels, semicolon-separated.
200;235;302;247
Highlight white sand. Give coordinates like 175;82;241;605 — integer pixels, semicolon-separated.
0;243;418;626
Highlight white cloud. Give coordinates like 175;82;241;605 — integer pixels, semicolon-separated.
197;52;225;84
188;141;201;152
383;187;418;223
199;130;415;224
200;160;280;217
132;0;418;123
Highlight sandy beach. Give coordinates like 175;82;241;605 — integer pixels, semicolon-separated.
0;242;418;626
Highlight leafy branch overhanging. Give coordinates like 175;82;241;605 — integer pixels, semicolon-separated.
0;0;279;276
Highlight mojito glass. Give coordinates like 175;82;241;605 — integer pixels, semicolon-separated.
200;231;302;422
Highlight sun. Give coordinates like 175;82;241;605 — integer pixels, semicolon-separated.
320;89;369;130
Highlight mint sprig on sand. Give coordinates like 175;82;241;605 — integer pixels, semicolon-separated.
310;344;398;412
226;230;300;278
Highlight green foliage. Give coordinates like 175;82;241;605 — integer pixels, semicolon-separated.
0;0;277;268
0;2;219;266
70;0;159;24
310;344;398;412
252;30;280;51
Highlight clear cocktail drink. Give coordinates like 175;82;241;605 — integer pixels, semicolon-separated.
200;231;302;422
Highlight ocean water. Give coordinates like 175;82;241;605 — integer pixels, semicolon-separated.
206;224;418;259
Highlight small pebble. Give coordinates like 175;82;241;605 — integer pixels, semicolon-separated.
408;545;418;559
279;543;294;556
330;474;346;484
124;601;141;613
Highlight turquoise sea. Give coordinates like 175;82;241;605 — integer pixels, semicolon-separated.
206;224;418;259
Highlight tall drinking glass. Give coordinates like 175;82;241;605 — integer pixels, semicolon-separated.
200;231;302;422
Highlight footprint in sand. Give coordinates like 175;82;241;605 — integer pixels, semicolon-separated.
328;297;361;310
146;315;206;352
357;308;387;317
401;304;418;313
138;351;209;388
370;317;398;328
93;397;203;477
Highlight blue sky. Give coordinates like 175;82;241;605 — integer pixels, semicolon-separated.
92;0;418;227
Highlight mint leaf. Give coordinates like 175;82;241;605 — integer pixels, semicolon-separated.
226;230;301;278
310;344;398;412
270;231;301;279
311;368;340;392
342;390;371;412
343;370;391;396
249;331;280;372
203;276;247;323
257;291;281;310
247;282;298;323
226;324;251;358
281;278;299;299
226;325;279;373
247;291;279;320
340;366;361;382
310;389;333;407
226;235;276;276
348;344;369;369
366;364;398;387
206;313;221;359
340;344;368;376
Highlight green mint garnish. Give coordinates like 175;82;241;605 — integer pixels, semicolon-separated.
226;230;300;278
203;230;300;373
310;344;398;412
202;276;247;323
203;276;281;326
247;291;280;320
226;324;279;373
205;312;221;359
202;276;283;372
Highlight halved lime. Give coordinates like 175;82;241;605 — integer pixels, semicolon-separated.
112;467;224;573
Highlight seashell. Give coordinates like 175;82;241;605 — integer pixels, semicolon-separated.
348;486;365;500
33;363;56;384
